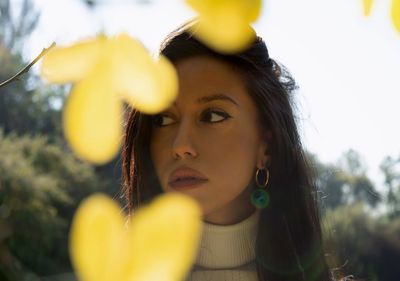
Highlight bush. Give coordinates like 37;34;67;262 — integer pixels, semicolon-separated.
0;131;106;279
323;203;400;281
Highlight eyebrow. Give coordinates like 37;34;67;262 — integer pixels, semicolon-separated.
173;93;239;107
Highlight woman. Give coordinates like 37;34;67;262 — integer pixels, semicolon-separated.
122;21;334;281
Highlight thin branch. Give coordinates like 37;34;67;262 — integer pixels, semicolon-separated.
0;42;56;88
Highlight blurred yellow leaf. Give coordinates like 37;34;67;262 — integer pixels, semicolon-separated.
363;0;374;16
70;193;202;281
392;0;400;32
69;194;127;281
40;33;178;164
186;0;261;53
41;38;104;83
362;0;400;33
63;60;122;164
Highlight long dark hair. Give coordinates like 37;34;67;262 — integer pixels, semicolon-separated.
122;22;333;281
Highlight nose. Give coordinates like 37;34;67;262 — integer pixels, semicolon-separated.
172;120;198;159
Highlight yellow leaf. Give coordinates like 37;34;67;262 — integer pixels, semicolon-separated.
70;193;202;281
242;0;262;22
40;33;178;164
127;192;203;281
70;194;128;281
185;0;261;53
362;0;374;16
119;56;178;114
186;0;261;22
109;34;179;114
63;60;122;164
41;38;105;83
392;0;400;32
191;13;256;54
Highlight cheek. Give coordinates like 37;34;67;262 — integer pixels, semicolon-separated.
205;126;259;186
223;146;256;187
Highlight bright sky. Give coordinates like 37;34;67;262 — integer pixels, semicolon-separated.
28;0;400;187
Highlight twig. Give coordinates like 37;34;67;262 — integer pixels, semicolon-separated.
0;42;56;89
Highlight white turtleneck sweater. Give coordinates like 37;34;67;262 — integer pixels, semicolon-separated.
185;209;260;281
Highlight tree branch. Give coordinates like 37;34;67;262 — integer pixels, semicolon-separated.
0;42;56;89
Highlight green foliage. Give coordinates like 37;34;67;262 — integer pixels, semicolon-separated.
0;131;104;279
309;149;381;212
309;152;347;210
0;44;65;140
0;2;120;276
323;204;400;281
0;0;65;140
380;155;400;218
309;150;400;280
0;0;40;52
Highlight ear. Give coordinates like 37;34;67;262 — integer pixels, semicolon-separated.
256;130;272;169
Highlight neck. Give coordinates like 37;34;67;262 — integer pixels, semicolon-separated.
203;186;256;225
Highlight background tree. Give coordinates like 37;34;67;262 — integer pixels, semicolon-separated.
309;149;381;213
309;150;400;281
0;0;65;140
0;2;120;279
337;149;381;208
0;0;39;52
323;203;400;281
380;154;400;218
0;131;108;280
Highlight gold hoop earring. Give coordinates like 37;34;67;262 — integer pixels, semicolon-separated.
255;168;269;187
251;168;270;209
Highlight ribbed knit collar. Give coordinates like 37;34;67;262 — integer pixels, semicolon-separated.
193;209;260;269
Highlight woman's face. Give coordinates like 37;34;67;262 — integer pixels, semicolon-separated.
150;55;268;225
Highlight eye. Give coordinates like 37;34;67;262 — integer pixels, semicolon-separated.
201;109;232;123
152;114;175;127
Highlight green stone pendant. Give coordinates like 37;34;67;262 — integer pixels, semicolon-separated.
251;188;270;209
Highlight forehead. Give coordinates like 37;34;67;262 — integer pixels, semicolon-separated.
173;56;252;108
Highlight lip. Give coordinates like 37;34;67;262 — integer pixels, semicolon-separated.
168;165;208;190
